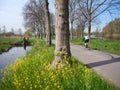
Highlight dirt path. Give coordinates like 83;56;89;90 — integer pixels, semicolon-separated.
71;44;120;88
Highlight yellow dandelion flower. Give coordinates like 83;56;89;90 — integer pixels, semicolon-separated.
34;85;37;88
23;86;25;89
51;75;54;79
54;83;57;86
57;85;60;88
25;77;28;80
30;84;32;86
44;78;46;81
19;83;21;86
37;76;40;78
30;86;32;90
70;71;73;74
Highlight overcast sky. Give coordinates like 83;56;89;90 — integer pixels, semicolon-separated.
0;0;119;33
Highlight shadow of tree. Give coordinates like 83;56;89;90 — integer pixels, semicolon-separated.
86;57;120;68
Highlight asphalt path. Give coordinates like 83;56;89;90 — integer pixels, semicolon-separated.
71;44;120;89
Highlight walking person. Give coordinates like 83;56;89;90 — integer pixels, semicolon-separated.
23;37;27;50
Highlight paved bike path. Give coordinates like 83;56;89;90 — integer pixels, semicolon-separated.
70;44;120;88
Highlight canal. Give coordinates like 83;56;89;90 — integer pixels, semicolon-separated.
0;46;31;80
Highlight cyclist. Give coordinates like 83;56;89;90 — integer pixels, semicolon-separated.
83;36;90;48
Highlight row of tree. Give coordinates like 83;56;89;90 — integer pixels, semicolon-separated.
22;0;70;66
0;26;23;36
22;0;120;66
69;0;120;38
23;0;120;39
23;0;55;40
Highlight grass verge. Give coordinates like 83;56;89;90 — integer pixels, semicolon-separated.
0;38;32;54
70;37;120;55
0;39;118;90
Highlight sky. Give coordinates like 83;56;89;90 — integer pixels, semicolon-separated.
0;0;28;33
0;0;119;33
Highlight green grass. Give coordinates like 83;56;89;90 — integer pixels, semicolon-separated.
0;39;118;90
70;37;120;55
0;38;32;53
70;37;83;45
0;38;23;45
0;38;22;53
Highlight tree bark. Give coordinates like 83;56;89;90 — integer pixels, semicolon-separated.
45;0;51;46
88;19;91;37
52;0;71;67
70;21;73;39
81;28;84;38
88;13;91;37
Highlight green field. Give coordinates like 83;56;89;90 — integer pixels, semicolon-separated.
0;39;117;90
0;38;23;53
0;38;32;54
71;37;120;55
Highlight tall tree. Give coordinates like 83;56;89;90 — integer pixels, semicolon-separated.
44;0;51;46
2;25;6;34
18;28;22;35
23;0;45;39
11;28;14;34
75;9;87;37
52;0;71;67
77;0;120;37
69;0;77;39
50;13;55;36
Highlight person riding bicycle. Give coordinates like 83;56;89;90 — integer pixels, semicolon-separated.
83;36;90;48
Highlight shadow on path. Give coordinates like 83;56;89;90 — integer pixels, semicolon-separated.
86;57;120;68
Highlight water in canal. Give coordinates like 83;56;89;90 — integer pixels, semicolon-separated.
0;46;31;80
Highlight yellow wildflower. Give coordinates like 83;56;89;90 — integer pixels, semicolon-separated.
30;86;32;90
37;76;40;78
34;85;37;88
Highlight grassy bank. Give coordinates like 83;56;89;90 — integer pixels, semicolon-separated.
71;37;120;55
0;38;32;54
0;39;117;90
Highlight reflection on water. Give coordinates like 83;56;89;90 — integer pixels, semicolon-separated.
0;46;31;80
0;46;31;70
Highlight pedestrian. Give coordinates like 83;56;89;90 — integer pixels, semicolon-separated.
23;37;27;50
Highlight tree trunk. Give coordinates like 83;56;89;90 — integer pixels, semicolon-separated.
88;22;91;37
70;21;73;39
37;29;40;39
52;0;71;67
81;29;84;38
45;0;51;46
88;15;91;37
38;24;42;39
